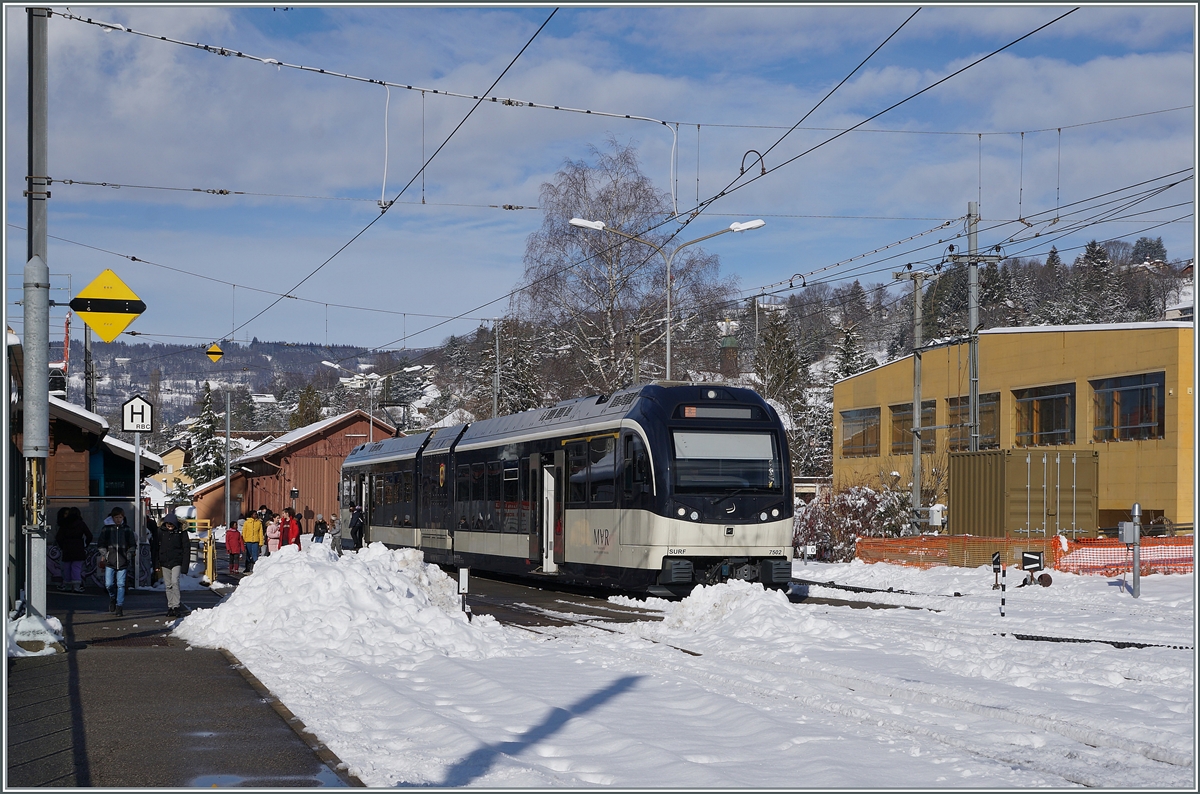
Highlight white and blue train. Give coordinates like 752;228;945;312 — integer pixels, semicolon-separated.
339;383;794;595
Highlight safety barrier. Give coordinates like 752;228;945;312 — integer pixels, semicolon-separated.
854;534;1194;575
1055;537;1194;576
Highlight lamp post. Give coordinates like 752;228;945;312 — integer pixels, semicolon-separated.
569;217;764;381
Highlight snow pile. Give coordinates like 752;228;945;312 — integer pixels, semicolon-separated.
175;542;501;664
6;613;64;657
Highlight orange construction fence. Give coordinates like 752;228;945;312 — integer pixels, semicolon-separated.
854;535;1194;575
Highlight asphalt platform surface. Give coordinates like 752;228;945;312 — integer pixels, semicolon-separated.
6;546;360;788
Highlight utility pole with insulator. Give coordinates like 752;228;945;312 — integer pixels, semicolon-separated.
894;269;928;533
23;7;51;618
949;202;1002;452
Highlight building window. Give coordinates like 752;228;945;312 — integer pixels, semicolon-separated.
947;393;1000;451
1014;383;1075;446
1092;372;1165;441
840;408;880;457
890;400;935;454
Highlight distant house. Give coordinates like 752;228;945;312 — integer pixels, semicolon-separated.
190;409;393;527
149;443;192;497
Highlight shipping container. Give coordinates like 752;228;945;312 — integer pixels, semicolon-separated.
948;449;1099;539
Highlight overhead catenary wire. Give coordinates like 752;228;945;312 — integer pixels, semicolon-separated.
222;8;559;341
3;224;498;324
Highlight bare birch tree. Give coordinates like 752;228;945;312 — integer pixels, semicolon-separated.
516;138;735;396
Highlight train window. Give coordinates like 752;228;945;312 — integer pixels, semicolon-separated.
402;470;413;503
672;431;781;494
471;463;486;502
487;462;502;502
456;465;470;502
567;442;587;504
502;464;518;503
588;436;616;504
624;435;649;494
374;476;384;507
519;457;531;534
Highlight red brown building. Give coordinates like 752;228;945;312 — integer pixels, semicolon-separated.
190;410;393;528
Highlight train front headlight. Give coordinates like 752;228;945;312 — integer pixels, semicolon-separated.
690;511;700;521
759;512;769;521
677;507;686;517
771;508;780;517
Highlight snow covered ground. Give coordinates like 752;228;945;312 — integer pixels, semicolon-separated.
175;542;1195;788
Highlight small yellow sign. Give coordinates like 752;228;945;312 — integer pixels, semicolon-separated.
206;343;224;363
68;269;145;343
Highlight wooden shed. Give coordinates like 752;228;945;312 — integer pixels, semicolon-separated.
191;410;393;528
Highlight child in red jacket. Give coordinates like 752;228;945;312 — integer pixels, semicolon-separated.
283;508;302;548
225;520;246;573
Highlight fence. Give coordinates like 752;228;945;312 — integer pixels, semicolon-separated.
855;534;1194;575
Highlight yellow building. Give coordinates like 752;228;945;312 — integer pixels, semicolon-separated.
150;444;193;495
832;322;1193;534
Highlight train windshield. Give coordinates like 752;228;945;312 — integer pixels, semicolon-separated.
671;431;781;494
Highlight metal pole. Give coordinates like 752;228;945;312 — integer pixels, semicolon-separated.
911;273;924;531
133;431;141;588
224;391;231;530
83;326;95;412
1131;502;1141;598
493;319;500;418
23;7;51;619
665;249;674;381
967;201;980;452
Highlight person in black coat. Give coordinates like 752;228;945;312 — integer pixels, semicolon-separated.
158;512;191;618
349;504;365;551
56;507;93;592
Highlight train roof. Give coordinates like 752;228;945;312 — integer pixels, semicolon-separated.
343;382;769;466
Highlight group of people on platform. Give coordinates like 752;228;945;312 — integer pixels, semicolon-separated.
54;501;357;620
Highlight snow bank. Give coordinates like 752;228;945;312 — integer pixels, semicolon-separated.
7;613;64;657
175;542;501;664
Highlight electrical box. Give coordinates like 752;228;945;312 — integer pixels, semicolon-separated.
289;487;300;499
928;504;945;528
1118;521;1140;544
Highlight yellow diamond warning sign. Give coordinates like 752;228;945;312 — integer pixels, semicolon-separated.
68;269;145;343
206;343;224;363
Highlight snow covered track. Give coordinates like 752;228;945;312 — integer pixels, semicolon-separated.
174;546;1195;787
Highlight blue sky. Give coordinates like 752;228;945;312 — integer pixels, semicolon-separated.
4;4;1195;354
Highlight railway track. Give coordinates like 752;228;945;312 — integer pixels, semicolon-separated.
467;576;1193;787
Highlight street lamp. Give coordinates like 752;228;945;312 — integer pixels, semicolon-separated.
322;361;384;443
569;217;765;380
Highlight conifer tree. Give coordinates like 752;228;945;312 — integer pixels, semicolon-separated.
834;325;876;379
182;382;225;484
289;384;323;429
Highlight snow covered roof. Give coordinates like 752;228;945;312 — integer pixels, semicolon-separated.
103;435;164;470
48;395;108;436
983;320;1192;335
189;475;226;497
233;409;393;465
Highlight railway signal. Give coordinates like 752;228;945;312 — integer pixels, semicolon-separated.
68;269;146;343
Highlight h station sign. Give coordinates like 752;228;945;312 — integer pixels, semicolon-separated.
122;395;154;433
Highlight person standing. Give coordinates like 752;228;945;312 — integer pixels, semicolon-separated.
225;517;245;574
282;508;301;548
241;509;264;573
97;507;137;616
328;516;344;557
158;512;190;618
312;514;328;544
265;512;282;554
55;507;92;592
145;512;161;587
349;504;365;551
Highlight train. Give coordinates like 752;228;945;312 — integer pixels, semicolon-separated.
339;382;794;595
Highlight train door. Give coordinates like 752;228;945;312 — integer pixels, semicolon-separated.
543;449;565;572
528;455;541;562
